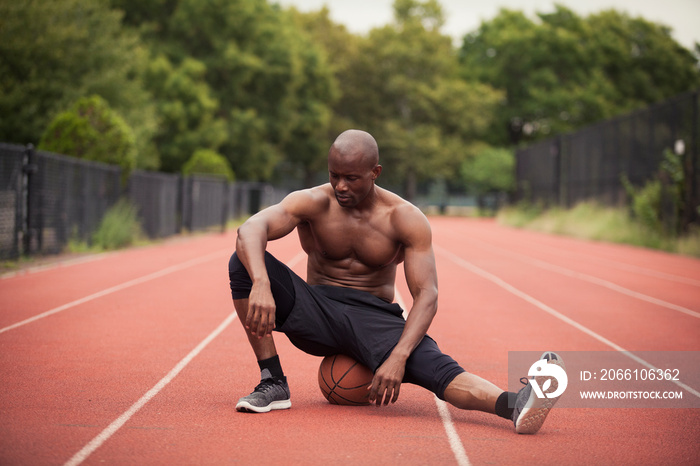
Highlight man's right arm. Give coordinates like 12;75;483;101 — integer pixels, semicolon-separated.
235;189;322;337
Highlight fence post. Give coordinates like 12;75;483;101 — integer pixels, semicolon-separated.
221;181;229;233
21;144;38;255
552;136;562;206
685;90;699;230
513;149;525;204
179;176;189;232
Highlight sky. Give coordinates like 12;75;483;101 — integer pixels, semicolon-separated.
274;0;700;50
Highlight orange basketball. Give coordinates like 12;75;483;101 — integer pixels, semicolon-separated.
318;354;373;405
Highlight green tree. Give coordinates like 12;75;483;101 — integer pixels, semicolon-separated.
587;9;700;109
458;5;700;146
339;0;502;199
281;9;340;186
166;0;336;181
143;55;227;173
38;95;136;172
182;149;235;181
113;0;337;182
287;6;361;140
460;146;515;209
0;0;158;168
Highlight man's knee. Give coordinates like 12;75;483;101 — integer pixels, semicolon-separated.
229;252;252;299
403;337;466;400
229;251;243;274
228;251;296;313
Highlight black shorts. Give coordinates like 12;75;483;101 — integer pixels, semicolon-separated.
229;251;465;400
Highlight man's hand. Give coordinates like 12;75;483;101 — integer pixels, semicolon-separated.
245;281;276;338
368;353;406;406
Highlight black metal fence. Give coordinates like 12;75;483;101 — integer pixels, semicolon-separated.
0;144;287;260
516;89;699;229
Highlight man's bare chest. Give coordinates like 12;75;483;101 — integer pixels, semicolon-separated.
298;218;403;269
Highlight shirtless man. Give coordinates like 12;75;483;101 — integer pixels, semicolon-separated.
228;129;563;434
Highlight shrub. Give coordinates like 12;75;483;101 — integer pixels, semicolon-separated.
182;149;235;181
497;201;543;227
621;149;686;236
630;179;663;233
39;95;136;172
497;201;681;253
460;146;515;194
92;199;143;250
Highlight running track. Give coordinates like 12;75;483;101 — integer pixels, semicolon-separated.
1;217;699;465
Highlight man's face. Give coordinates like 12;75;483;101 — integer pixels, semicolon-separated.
328;150;379;208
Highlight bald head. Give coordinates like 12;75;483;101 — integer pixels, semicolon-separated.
330;129;379;170
327;130;382;208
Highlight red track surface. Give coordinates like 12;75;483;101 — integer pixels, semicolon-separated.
1;218;699;465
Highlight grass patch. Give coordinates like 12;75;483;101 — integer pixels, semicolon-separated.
91;199;144;251
676;227;700;257
497;201;699;257
495;202;544;227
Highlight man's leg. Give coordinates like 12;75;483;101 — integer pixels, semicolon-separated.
401;336;500;413
229;252;296;413
443;372;501;413
233;297;278;361
444;352;565;434
403;335;563;433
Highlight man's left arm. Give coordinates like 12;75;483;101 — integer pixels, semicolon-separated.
368;208;438;405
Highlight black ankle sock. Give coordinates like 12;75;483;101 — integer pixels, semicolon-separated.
258;355;284;379
495;391;517;420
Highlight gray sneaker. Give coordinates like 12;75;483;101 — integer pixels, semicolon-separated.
236;369;291;413
512;351;565;434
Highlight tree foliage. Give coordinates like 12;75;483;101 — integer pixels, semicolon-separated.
461;146;515;194
331;0;502;198
143;55;227;173
112;0;337;182
287;7;361;139
587;10;700;108
458;5;700;146
182;149;235;181
38;95;136;172
0;0;158;168
3;0;698;199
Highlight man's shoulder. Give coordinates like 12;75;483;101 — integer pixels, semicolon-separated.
379;187;426;219
376;187;431;238
282;184;332;216
288;184;332;200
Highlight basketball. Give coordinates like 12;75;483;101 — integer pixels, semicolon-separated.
318;354;373;405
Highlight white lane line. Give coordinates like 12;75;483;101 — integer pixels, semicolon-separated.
434;244;700;400
0;249;230;335
524;257;700;319
394;289;471;466
434;396;471;466
1;252;116;280
541;247;700;287
63;250;303;465
497;233;700;287
64;311;239;466
584;259;700;287
454;235;700;319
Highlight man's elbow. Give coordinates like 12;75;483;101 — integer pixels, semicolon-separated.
423;286;439;316
235;224;247;249
236;218;260;243
235;221;258;252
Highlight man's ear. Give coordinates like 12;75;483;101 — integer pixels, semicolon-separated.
372;165;382;180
